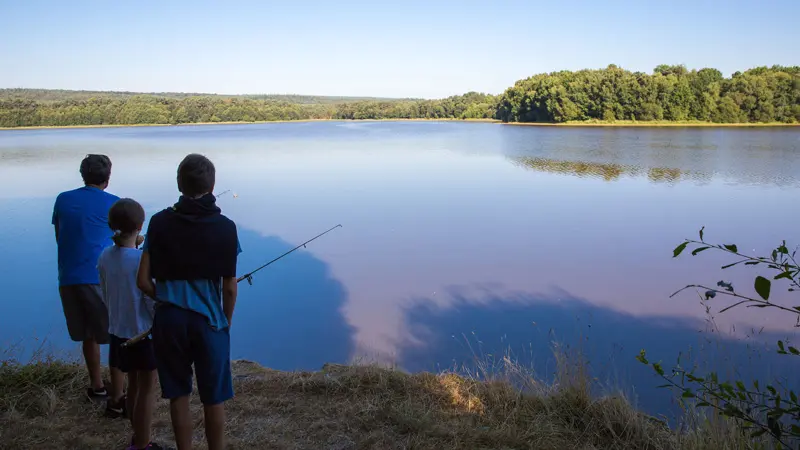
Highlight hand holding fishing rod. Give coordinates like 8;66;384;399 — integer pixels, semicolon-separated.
122;224;342;347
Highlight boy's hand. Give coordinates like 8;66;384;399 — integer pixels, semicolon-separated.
136;235;144;247
222;276;238;328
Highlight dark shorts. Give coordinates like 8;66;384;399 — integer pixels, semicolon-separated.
109;334;157;373
58;284;109;344
152;304;233;405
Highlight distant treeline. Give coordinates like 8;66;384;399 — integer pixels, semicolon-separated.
497;65;799;123
0;65;797;127
0;88;411;104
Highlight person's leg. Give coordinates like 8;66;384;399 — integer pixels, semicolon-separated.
59;286;105;392
126;371;138;428
169;396;193;450
132;370;157;449
193;320;233;450
84;285;110;391
203;403;226;450
109;367;125;401
83;338;104;390
153;306;194;449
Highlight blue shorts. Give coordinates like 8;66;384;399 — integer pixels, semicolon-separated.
152;304;233;405
109;334;156;373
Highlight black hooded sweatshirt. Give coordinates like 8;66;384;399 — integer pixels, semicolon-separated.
146;193;238;281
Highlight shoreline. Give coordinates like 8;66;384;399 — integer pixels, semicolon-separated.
1;357;736;449
1;118;797;131
507;121;799;128
0;118;498;131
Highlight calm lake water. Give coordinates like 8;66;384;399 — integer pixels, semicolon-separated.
1;121;799;417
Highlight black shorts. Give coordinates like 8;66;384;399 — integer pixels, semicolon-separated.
109;334;157;373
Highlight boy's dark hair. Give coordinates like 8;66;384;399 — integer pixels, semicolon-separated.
108;198;145;235
80;154;112;186
177;154;215;197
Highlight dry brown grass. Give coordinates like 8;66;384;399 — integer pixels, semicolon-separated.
0;355;758;450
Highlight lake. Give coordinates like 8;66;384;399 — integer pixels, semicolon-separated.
1;121;799;418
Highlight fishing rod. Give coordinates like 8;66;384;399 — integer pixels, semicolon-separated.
238;224;342;285
122;224;342;347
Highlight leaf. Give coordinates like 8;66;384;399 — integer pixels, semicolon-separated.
736;381;746;391
724;244;738;253
653;362;665;376
636;350;648;365
745;261;760;266
721;261;742;269
699;226;704;241
750;429;767;438
673;242;688;258
772;250;778;261
775;271;793;280
754;380;760;391
768;385;778;396
791;391;797;404
778;341;786;352
755;276;771;301
791;424;800;436
692;246;711;256
779;244;789;254
789;347;800;355
682;391;695;398
696;401;710;407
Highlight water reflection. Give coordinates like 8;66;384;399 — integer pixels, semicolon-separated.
510;156;689;183
500;125;800;187
232;227;355;371
399;287;800;418
1;122;799;418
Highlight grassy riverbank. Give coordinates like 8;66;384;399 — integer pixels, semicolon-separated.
0;356;754;450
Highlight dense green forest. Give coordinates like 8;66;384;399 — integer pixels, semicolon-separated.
0;65;797;127
497;65;799;123
0;89;409;104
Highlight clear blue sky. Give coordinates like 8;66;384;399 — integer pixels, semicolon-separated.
0;0;797;98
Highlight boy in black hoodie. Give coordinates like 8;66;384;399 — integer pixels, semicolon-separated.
137;154;239;450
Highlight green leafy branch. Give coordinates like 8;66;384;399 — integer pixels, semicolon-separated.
637;349;800;447
639;227;800;448
672;226;800;322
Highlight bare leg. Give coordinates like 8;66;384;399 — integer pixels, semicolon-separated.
127;371;139;428
132;371;156;449
83;339;104;390
170;396;193;450
204;403;226;450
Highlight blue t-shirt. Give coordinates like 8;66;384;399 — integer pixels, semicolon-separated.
143;236;241;330
52;186;120;286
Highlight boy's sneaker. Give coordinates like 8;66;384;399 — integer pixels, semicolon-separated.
104;396;126;418
86;386;108;401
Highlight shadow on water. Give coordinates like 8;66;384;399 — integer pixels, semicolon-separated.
398;286;800;418
0;209;355;370
231;227;355;371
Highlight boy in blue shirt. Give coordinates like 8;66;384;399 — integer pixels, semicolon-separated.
137;154;239;450
53;154;119;400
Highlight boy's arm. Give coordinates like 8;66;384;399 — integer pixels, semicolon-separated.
222;277;237;327
136;250;157;299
